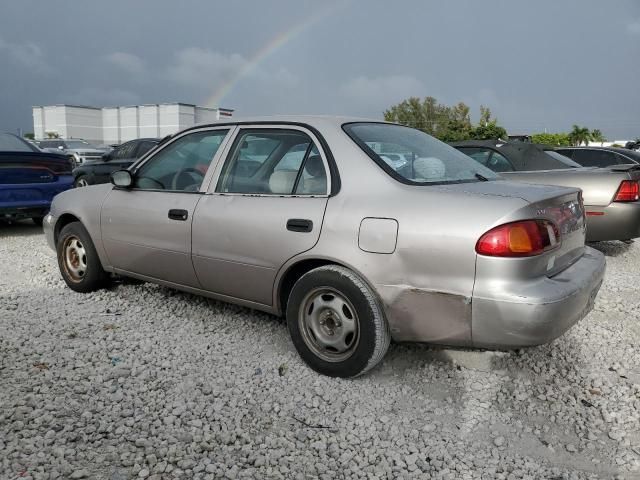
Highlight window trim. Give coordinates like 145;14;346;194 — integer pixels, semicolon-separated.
119;126;234;194
209;125;331;198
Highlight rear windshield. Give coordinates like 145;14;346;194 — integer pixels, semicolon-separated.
0;133;35;152
545;151;582;168
343;123;499;184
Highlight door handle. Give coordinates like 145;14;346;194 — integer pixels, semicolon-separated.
168;209;189;221
287;218;313;232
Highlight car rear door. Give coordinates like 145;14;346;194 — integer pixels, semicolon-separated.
100;127;232;287
191;125;331;306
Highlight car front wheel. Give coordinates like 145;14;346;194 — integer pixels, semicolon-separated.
74;175;91;188
286;265;390;378
57;221;109;292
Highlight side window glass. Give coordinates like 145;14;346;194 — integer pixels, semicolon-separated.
136;141;157;158
217;129;325;195
295;145;327;195
487;151;514;172
459;148;491;167
134;130;228;191
113;142;136;160
612;153;633;165
572;150;609;167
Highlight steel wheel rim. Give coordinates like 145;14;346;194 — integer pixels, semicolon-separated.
76;178;89;187
62;236;87;282
298;287;360;362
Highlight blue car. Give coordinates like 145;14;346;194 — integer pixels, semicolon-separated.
0;133;74;225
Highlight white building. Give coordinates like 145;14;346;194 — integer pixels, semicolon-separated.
33;103;234;145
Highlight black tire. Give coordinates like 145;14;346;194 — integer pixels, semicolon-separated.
57;221;109;293
32;216;44;227
286;265;390;378
74;175;91;188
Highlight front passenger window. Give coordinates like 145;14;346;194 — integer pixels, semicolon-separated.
134;129;228;191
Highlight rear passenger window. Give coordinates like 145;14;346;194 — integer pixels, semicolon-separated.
570;149;618;168
487;151;514;172
217;129;327;195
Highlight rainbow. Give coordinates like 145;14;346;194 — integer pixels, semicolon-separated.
204;1;348;109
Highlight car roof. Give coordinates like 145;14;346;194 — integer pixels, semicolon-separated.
183;115;388;134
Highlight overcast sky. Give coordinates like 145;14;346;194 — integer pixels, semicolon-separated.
1;0;639;139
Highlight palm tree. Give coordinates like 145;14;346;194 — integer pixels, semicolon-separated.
568;125;592;146
591;129;606;144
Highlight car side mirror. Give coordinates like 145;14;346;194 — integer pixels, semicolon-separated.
111;170;133;188
102;152;112;161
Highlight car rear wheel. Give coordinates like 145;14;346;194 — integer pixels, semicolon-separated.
57;221;109;292
74;175;90;188
286;265;390;378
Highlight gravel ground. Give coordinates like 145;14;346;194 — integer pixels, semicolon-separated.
1;221;639;480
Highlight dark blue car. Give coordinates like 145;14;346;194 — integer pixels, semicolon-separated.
0;133;74;225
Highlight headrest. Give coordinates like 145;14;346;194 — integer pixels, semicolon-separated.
305;155;325;177
413;157;445;180
269;170;299;194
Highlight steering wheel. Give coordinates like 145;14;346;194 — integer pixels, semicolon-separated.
171;167;205;191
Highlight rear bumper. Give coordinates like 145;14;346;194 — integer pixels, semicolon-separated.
471;247;606;348
585;201;640;241
0;177;73;219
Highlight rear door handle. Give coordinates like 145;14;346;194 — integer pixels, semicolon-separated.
168;209;189;221
287;218;313;232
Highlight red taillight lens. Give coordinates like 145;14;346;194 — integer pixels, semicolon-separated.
613;180;639;202
476;220;560;257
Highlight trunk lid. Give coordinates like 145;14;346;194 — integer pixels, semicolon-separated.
441;179;586;276
0;152;71;184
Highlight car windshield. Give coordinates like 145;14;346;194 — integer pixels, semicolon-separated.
65;140;93;149
0;133;35;152
545;150;582;168
343;123;499;184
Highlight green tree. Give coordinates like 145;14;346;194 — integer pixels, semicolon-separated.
384;97;503;142
23;132;35;140
590;129;606;143
45;131;60;139
568;125;592;146
530;132;572;146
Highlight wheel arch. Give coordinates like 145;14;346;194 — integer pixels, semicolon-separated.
54;213;82;245
275;256;379;317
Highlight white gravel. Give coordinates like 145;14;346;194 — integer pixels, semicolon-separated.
1;221;639;480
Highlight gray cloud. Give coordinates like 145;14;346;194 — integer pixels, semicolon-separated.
104;52;146;78
628;19;640;35
1;0;639;138
340;75;425;112
0;36;50;74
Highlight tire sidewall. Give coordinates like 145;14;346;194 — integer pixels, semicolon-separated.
287;267;385;378
74;175;90;188
56;222;107;292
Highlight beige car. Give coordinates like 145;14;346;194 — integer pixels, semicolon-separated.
44;117;605;377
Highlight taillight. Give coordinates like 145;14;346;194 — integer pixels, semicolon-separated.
613;180;639;202
476;220;560;257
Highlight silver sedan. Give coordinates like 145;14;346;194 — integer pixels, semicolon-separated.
44;117;606;377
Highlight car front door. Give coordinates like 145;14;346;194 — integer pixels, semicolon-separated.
191;126;331;306
101;127;232;286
